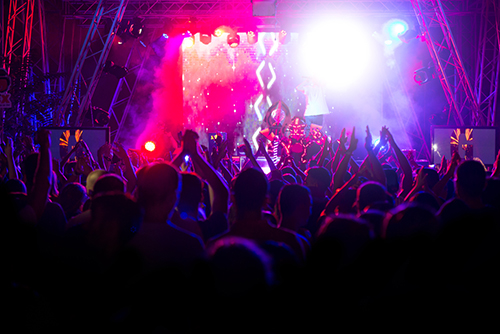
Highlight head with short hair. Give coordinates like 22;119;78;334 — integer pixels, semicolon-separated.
305;167;331;197
136;162;180;215
59;182;87;218
278;184;311;219
93;174;125;196
233;168;268;216
178;172;203;209
455;160;486;199
356;181;389;213
86;169;108;197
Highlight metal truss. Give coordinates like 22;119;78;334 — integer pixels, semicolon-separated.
107;31;156;143
474;0;499;126
55;0;129;126
411;0;481;126
63;0;478;19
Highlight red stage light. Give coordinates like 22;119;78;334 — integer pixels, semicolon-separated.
145;141;156;152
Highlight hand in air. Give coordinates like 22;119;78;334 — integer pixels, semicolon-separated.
346;127;358;154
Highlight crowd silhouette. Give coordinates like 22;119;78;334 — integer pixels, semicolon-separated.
1;125;499;332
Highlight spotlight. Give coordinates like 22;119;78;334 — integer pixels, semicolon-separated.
227;33;240;48
200;32;212;45
89;106;110;126
117;17;144;43
278;29;289;44
247;30;258;44
128;17;144;38
182;31;195;48
103;60;128;79
414;67;434;85
144;141;156;152
214;27;224;37
388;21;407;38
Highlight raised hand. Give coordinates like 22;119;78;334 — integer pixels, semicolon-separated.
379;126;389;147
346;127;358;154
182;129;199;154
365;125;373;152
242;138;253;157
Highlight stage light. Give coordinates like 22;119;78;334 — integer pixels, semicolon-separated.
103;60;128;79
200;32;212;45
145;141;156;152
301;20;373;89
88;106;110;126
247;30;258;44
414;67;434;85
385;19;408;39
128;18;144;38
117;17;144;43
214;27;224;37
182;32;195;48
227;33;240;48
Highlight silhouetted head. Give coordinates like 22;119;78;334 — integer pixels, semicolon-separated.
58;182;87;219
278;184;311;230
383;203;438;239
136;162;180;217
93;174;125;196
356;181;389;213
178;172;203;209
233;168;269;216
455;160;486;199
305;167;331;197
86;169;108;197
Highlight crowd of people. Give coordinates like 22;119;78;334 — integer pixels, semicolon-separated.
1;125;499;332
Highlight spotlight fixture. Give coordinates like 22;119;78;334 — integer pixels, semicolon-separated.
182;31;195;48
103;60;128;79
414;67;434;85
117;17;144;43
247;30;258;44
227;33;240;48
88;106;110;126
200;32;212;45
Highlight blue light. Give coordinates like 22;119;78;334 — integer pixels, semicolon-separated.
386;19;408;39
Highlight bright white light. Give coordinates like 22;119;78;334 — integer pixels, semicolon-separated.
385;40;393;45
145;141;156;152
385;19;408;39
433;144;438;151
301;20;374;90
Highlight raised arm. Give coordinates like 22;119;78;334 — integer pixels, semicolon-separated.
364;126;386;186
113;142;137;193
4;137;19;180
385;127;413;199
242;138;264;174
183;130;229;215
432;150;460;198
332;127;357;192
29;130;52;220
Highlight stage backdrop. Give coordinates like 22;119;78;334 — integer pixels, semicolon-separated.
432;126;497;165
